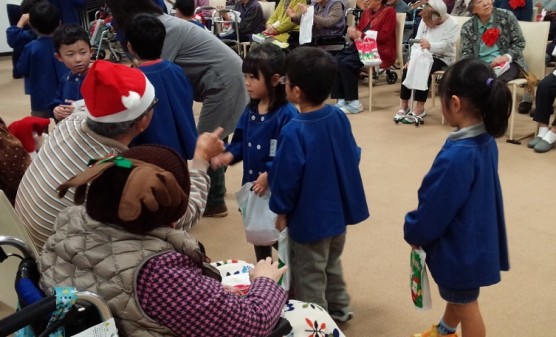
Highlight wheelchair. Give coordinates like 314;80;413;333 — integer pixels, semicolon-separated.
0;235;292;337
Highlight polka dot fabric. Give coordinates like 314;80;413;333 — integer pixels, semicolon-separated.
0;118;31;205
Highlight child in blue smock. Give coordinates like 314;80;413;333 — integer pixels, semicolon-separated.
6;0;41;79
211;43;298;261
16;1;68;120
268;47;369;322
126;14;198;161
404;58;510;337
50;24;92;121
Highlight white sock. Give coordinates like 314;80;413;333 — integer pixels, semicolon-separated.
537;126;549;138
542;130;556;144
338;99;345;105
522;92;532;103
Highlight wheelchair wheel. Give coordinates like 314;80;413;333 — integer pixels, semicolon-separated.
386;71;398;84
109;51;122;63
92;49;106;61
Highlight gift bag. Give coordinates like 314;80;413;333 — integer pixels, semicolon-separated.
277;228;290;291
402;45;434;91
492;61;510;77
235;182;279;246
410;248;432;310
355;30;382;67
299;6;314;45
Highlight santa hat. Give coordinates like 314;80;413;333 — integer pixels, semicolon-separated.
81;60;155;123
8;116;50;153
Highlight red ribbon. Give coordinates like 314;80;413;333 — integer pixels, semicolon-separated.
482;27;500;47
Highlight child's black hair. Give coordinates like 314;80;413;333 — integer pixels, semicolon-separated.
20;0;43;15
242;43;288;113
105;0;164;32
52;24;91;53
29;1;60;35
126;14;166;60
439;58;511;138
285;47;337;106
174;0;196;17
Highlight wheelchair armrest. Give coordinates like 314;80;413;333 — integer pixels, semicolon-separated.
267;317;292;337
0;296;56;337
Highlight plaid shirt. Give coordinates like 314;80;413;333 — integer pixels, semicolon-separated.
136;252;288;337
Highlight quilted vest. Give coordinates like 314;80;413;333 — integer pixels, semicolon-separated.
39;206;203;337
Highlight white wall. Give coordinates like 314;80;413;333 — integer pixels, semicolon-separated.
0;1;20;53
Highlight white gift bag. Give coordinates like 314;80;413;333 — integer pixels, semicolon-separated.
299;6;314;45
277;228;290;291
235;182;279;246
402;45;434;91
410;248;432;310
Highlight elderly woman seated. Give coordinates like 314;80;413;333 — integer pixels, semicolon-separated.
331;0;397;114
259;0;305;46
39;144;346;337
286;0;347;45
460;0;533;113
394;0;459;124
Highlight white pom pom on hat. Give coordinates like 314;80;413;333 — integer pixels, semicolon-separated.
81;60;155;123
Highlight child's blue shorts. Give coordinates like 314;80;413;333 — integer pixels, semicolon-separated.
438;286;480;304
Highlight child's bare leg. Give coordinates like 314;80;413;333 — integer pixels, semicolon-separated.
443;301;485;337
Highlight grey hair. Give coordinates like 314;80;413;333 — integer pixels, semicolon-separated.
86;112;147;138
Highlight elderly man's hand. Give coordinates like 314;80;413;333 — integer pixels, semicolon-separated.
195;127;225;161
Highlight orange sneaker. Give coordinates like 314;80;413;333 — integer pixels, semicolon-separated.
413;325;458;337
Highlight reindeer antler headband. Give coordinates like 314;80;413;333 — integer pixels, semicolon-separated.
58;155;188;222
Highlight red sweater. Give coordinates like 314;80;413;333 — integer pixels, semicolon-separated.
357;5;397;68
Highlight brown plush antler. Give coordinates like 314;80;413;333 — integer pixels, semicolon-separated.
118;164;187;222
57;161;117;205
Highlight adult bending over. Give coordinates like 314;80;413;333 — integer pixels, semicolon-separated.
394;0;459;124
15;60;223;252
40;145;288;337
460;0;533;113
331;0;396;114
106;0;248;217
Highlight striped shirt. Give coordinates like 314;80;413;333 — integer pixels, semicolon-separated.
15;112;210;252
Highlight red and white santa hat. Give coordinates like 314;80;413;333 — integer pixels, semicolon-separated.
81;60;155;123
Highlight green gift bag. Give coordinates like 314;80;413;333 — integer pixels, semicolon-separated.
410;248;432;310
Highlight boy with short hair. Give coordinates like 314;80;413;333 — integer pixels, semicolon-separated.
268;47;370;322
173;0;205;28
16;1;68;119
126;13;198;160
50;24;92;121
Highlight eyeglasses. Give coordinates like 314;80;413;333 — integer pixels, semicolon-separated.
279;76;295;86
147;98;159;112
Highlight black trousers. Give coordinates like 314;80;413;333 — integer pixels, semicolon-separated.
331;44;364;101
533;73;556;127
400;57;446;102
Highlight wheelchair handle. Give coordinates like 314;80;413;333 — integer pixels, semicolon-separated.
0;236;34;259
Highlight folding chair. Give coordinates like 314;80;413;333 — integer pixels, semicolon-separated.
506;20;550;144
